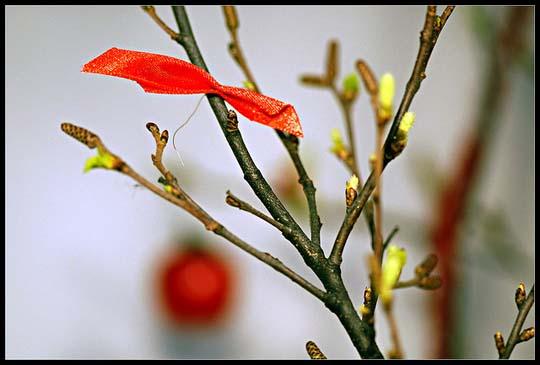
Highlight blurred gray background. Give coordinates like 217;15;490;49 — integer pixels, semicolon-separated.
6;5;534;359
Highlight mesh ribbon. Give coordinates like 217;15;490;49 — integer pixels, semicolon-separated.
82;48;303;137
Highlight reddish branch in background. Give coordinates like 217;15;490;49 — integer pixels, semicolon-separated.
429;7;532;358
430;134;482;358
82;47;303;137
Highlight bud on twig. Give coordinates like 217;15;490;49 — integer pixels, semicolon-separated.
377;73;395;122
300;74;328;87
418;275;442;290
369;153;377;171
519;327;535;342
146;121;159;135
61;122;100;149
356;60;378;97
226;110;239;132
325;40;338;84
306;341;327;360
222;6;239;32
380;245;407;306
225;191;241;208
414;254;438;278
160;129;169;144
158;176;174;194
494;331;505;356
363;286;373;304
515;282;526;309
341;73;360;103
345;175;359;207
390;111;416;158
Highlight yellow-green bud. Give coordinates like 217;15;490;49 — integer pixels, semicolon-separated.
390;111;416;158
243;80;256;91
346;174;359;191
399;111;415;134
157;176;174;194
378;73;395;120
83;151;118;173
380;244;407;305
346;174;359;207
342;72;360;102
330;128;345;154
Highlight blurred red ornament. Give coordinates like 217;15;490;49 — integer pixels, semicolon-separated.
156;245;234;326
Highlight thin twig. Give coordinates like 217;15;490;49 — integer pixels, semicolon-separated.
385;305;404;359
61;122;327;302
141;6;181;41
500;285;535;359
221;5;322;246
330;5;455;267
226;190;289;233
382;225;399;251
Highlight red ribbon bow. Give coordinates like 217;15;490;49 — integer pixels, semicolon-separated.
82;48;303;137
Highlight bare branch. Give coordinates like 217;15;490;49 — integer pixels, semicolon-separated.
499;284;535;359
61;122;327;302
225;190;289;233
141;5;181;42
221;5;322;246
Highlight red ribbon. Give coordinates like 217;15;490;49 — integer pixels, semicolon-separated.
82;48;303;137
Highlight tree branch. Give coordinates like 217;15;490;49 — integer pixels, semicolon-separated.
221;5;322;246
499;284;535;359
169;6;383;359
225;190;289;233
329;5;455;267
168;6;328;275
61;122;327;302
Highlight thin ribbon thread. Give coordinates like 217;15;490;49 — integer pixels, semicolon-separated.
82;47;303;137
172;95;205;168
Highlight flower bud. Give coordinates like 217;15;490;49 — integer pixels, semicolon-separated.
390;111;416;157
306;341;327;360
519;327;535;342
414;253;438;278
418;275;442;290
380;245;407;305
342;72;360;102
378;73;395;121
494;331;505;356
346;174;359;207
515;282;526;308
83;151;121;173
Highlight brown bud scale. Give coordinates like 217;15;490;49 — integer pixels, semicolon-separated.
61;123;99;149
356;60;378;97
306;341;327;360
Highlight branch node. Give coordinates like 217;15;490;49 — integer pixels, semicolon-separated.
226;110;239;132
